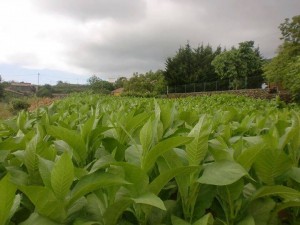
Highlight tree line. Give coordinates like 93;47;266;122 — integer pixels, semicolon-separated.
88;40;265;96
119;14;299;99
264;15;300;99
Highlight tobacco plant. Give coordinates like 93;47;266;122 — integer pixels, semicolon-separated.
0;94;300;225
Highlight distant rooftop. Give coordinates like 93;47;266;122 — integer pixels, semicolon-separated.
11;82;32;87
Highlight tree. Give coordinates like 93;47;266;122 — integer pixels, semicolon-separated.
212;41;263;89
87;75;114;94
164;43;193;85
114;77;127;89
164;43;221;86
0;75;4;98
123;70;166;96
37;84;53;97
264;15;300;98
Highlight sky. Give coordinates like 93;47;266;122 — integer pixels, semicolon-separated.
0;0;299;85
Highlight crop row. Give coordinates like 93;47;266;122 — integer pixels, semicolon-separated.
0;94;300;225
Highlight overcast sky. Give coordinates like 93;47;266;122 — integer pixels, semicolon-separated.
0;0;299;84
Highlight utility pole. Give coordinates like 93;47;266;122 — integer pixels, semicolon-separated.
37;73;40;92
35;72;40;99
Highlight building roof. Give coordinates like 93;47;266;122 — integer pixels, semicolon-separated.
11;82;32;87
112;88;124;93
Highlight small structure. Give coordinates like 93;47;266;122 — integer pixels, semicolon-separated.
268;82;284;94
111;88;124;96
8;82;36;94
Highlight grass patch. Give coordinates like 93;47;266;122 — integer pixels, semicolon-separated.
0;102;13;119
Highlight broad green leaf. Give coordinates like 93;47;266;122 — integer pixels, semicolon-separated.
208;137;232;161
252;185;300;201
274;201;300;214
103;198;132;225
218;178;244;202
85;193;106;221
47;125;87;165
125;145;142;166
39;157;54;188
142;136;193;172
248;198;275;225
67;197;87;216
237;142;264;171
51;152;74;200
140;119;154;153
73;219;102;225
0;136;25;151
186;116;211;166
197;160;248;186
19;212;61;225
9;194;21;222
193;213;214;225
89;154;115;174
80;115;98;143
19;185;66;222
132;192;166;210
159;102;176;132
179;111;199;126
288;167;300;183
69;170;129;206
162;150;190;206
279;126;296;150
6;167;29;186
24;134;41;184
237;215;255;225
171;215;190;225
149;166;199;195
114;162;149;196
0;175;16;225
193;185;217;221
0;150;9;162
254;147;292;185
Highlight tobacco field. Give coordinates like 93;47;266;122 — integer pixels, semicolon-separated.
1;94;300;225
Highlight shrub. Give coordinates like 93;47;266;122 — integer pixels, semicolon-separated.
11;99;30;112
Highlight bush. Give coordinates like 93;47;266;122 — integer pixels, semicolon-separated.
37;85;53;97
11;99;30;112
121;91;157;98
0;83;4;99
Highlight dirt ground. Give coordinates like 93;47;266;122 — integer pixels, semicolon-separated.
28;97;57;111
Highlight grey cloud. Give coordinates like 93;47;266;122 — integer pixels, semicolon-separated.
32;0;300;78
32;0;147;21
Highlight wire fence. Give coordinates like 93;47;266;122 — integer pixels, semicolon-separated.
167;76;264;94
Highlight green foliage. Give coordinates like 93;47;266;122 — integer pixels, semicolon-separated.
53;81;89;94
88;75;114;94
37;84;53;97
10;99;30;112
264;15;300;99
123;70;166;96
0;77;4;99
212;41;263;89
114;77;127;89
1;94;300;224
164;43;221;85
